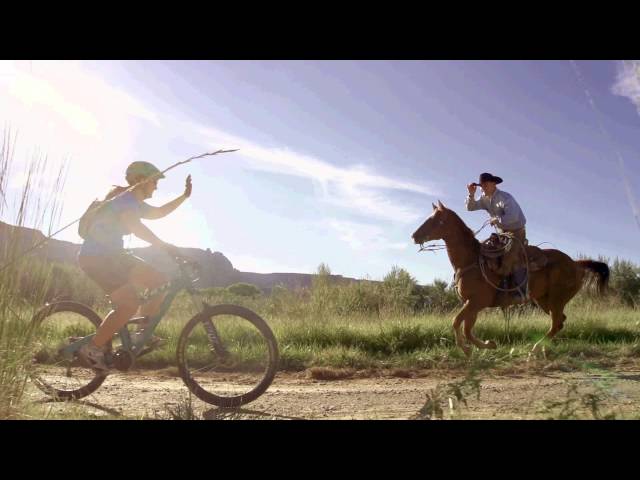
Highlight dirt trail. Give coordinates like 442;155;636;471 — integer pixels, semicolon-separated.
26;365;640;419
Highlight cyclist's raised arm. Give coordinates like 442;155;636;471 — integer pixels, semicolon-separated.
141;175;192;220
140;201;182;220
140;203;165;220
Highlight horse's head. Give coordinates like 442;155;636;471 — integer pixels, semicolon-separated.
411;200;455;244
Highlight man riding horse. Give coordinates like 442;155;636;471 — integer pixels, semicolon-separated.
466;172;528;301
412;189;609;356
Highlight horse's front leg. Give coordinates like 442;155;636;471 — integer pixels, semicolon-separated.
463;304;497;350
453;301;472;357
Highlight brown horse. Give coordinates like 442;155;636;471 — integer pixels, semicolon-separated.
412;200;609;356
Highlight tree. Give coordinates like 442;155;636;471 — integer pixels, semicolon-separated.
227;283;262;297
382;265;420;312
609;258;640;307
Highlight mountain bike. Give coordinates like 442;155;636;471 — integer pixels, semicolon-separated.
29;256;279;408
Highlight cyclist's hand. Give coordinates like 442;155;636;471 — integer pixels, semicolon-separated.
184;175;192;198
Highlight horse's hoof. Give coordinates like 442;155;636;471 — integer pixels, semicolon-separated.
485;340;497;349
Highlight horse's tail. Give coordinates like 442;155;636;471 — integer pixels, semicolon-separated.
576;260;610;295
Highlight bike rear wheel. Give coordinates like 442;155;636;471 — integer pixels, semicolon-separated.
177;304;279;408
29;301;110;401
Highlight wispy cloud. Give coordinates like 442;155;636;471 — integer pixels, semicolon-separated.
610;60;640;229
612;60;640;114
193;124;439;223
194;124;433;191
325;183;425;224
325;219;409;251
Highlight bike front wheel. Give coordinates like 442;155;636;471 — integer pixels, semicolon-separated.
176;304;279;408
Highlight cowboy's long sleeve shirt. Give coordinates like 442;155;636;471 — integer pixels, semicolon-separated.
465;189;527;231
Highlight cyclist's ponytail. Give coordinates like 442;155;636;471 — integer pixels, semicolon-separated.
104;185;129;201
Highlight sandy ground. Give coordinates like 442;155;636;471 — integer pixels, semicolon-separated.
25;363;640;419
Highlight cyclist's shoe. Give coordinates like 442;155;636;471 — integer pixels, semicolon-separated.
78;342;109;372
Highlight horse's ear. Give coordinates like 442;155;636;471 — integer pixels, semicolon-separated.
432;202;437;210
437;200;446;210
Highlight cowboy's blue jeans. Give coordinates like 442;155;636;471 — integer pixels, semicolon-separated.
513;266;527;293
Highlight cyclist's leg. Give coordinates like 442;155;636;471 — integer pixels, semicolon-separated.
127;259;169;324
79;253;142;348
78;253;168;346
94;255;169;340
93;284;140;347
90;268;167;348
76;255;139;369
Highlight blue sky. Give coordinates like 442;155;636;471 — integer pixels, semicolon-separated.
1;60;638;284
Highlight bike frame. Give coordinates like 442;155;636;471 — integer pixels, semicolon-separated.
58;261;202;363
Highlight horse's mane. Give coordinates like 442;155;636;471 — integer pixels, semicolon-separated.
445;208;481;252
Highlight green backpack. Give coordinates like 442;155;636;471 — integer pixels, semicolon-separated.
78;186;128;240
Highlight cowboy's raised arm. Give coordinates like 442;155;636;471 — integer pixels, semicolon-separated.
465;183;483;211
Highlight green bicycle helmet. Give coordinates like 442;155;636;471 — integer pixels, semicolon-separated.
125;161;165;185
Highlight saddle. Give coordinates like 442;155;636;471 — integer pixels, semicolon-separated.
479;233;548;275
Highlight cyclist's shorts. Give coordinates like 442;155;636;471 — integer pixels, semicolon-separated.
78;251;146;294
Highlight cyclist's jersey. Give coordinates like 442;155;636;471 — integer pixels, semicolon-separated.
79;190;152;257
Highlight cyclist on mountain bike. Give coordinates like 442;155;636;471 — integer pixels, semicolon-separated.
77;161;192;370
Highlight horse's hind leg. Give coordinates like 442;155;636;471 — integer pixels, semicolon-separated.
531;302;566;354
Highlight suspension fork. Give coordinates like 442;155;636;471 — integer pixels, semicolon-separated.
191;296;231;359
200;313;230;359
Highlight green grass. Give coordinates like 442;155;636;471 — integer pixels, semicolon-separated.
29;298;635;373
13;241;640;383
0;129;69;418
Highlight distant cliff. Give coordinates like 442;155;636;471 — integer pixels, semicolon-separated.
0;221;359;292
